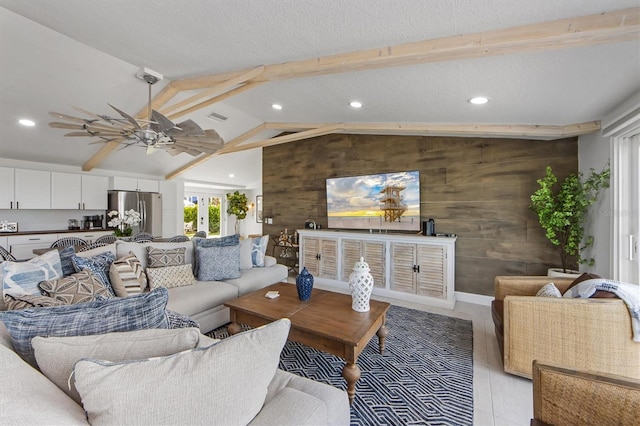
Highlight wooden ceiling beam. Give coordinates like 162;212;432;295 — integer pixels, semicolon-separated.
167;82;263;122
91;7;636;173
160;66;264;116
165;124;268;180
173;8;639;86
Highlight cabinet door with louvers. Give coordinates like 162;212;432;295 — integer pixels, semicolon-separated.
301;236;320;276
318;238;338;280
389;242;416;294
416;244;447;298
341;239;386;288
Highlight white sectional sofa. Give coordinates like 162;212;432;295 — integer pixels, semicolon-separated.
114;238;288;333
0;320;350;425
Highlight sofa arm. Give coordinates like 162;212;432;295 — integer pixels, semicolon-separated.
494;276;575;300
504;296;640;379
263;256;277;267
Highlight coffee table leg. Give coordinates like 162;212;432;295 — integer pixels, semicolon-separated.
228;322;242;335
342;362;361;405
377;323;389;354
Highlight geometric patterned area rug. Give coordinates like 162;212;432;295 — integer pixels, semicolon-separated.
208;305;473;425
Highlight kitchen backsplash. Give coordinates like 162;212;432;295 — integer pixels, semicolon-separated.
0;209;106;232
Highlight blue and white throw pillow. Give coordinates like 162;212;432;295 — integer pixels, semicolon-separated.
0;288;170;368
59;245;77;276
251;235;270;267
196;245;241;281
72;252;117;297
192;234;240;275
2;249;63;297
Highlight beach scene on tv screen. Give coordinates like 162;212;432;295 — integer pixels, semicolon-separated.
326;170;420;231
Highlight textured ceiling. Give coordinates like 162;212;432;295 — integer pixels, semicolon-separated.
0;0;638;188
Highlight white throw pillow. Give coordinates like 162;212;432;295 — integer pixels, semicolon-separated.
536;282;562;298
239;238;253;270
33;328;201;404
2;249;63;297
73;319;291;425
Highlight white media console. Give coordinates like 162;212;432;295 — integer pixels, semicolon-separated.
297;229;457;309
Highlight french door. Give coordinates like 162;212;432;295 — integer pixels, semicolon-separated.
183;192;224;237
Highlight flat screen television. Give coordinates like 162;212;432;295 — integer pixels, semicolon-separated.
326;170;420;231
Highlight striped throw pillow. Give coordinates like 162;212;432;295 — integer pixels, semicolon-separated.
109;253;148;297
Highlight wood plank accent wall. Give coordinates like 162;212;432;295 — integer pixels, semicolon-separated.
262;134;578;296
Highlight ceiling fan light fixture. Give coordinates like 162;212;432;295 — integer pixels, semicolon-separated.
49;68;224;157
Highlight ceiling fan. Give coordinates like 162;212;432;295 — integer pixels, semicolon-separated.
49;68;224;156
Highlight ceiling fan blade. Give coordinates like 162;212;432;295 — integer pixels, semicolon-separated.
63;131;123;137
108;104;142;129
146;145;159;155
49;122;87;130
150;110;176;133
166;144;204;156
49;111;97;124
166;119;205;137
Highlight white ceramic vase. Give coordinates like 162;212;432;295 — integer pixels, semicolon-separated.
348;257;374;312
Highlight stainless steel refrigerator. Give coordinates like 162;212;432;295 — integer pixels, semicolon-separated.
107;191;163;237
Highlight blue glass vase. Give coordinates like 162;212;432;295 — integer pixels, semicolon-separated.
296;267;314;301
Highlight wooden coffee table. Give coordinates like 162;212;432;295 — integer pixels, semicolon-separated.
224;282;390;404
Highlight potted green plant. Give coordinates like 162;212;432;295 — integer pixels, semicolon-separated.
530;164;610;276
226;191;249;234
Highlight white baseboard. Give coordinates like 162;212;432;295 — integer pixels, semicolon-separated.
455;291;493;306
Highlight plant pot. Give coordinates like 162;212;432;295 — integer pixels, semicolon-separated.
547;268;581;278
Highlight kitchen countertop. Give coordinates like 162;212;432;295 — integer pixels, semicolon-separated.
0;229;109;237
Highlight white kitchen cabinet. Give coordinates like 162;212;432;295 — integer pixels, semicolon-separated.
0;167;15;209
51;173;109;210
7;233;58;260
298;229;456;309
64;230;113;243
81;175;109;210
51;172;82;209
14;169;50;209
110;176;159;193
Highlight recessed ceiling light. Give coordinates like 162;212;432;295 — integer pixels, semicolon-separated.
19;119;35;127
468;96;490;105
271;104;283;110
228;174;235;178
349;101;363;108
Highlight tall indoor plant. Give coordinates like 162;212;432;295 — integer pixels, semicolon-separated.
226;191;249;234
529;164;610;274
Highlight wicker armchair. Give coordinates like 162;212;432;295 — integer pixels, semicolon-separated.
492;276;640;380
532;361;640;426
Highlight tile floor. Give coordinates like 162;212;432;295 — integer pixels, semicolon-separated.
290;277;533;426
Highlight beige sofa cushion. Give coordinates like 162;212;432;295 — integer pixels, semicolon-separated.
33;328;201;404
165;280;239;317
73;319;291;426
0;344;87;425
